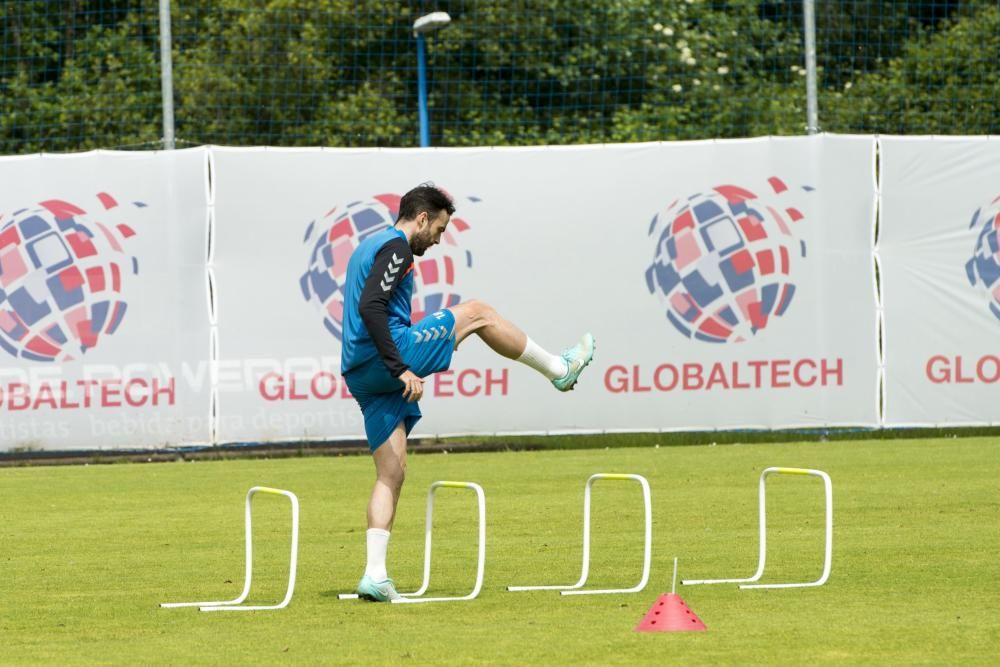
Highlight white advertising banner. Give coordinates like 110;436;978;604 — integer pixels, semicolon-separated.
0;149;212;451
212;136;878;443
879;137;1000;426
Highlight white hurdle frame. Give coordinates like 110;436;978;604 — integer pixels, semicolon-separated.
507;473;652;596
338;481;486;604
682;467;832;590
160;486;300;612
395;481;486;604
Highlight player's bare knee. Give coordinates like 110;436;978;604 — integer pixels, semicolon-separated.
463;299;498;327
379;464;406;491
374;453;405;487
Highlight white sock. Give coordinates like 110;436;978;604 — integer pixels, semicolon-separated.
364;528;390;581
516;337;568;380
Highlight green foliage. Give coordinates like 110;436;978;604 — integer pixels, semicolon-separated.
170;0;417;146
431;0;805;143
1;1;1000;153
824;3;1000;134
0;2;162;153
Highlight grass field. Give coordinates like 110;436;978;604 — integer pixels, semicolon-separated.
2;436;998;665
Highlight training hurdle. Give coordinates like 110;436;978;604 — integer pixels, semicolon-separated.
339;481;486;604
682;467;832;590
507;473;652;596
160;486;299;612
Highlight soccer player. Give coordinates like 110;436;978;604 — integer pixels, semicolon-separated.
341;184;595;601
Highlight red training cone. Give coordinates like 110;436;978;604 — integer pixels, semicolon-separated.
635;593;707;632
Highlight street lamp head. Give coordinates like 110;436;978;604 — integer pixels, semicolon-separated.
413;11;451;37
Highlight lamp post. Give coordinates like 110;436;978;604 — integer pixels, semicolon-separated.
413;11;451;147
158;0;175;149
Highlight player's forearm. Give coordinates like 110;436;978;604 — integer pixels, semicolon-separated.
359;304;409;377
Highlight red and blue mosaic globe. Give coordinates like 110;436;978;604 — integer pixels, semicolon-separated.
645;178;811;343
300;193;473;341
0;195;141;362
965;194;1000;322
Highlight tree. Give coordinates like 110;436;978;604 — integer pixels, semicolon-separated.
0;2;161;154
824;2;1000;134
3;0;1000;154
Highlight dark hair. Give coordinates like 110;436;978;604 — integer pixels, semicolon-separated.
397;184;455;222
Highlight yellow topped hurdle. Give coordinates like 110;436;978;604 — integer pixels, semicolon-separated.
682;467;833;590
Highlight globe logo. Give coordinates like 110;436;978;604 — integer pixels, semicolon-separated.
299;193;474;341
0;194;143;362
964;194;1000;322
645;178;812;343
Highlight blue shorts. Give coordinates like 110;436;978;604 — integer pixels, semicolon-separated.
344;309;456;451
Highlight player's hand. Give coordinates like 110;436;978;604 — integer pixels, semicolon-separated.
398;370;424;402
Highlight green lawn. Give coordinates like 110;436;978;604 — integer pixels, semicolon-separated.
2;437;998;665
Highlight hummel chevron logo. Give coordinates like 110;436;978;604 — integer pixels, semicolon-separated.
380;253;406;291
411;326;450;343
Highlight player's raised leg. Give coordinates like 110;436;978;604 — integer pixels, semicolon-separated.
356;422;407;602
448;299;595;391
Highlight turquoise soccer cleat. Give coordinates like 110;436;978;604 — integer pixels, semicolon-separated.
551;333;596;392
356;575;401;602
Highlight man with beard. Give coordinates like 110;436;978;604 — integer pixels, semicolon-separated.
340;183;595;601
